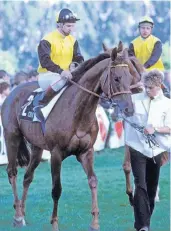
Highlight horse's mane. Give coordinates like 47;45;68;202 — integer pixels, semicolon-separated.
129;56;145;75
71;53;110;83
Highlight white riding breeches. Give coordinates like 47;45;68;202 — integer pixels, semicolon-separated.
38;72;67;92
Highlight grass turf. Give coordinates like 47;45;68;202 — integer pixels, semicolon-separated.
0;147;170;231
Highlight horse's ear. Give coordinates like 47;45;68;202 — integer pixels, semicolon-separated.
102;42;109;52
122;48;129;60
117;41;123;53
111;47;118;61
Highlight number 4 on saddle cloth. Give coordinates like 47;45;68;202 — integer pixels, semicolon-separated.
19;87;67;133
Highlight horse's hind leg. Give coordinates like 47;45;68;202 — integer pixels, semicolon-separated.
21;145;43;217
123;145;133;206
77;148;99;231
4;132;25;226
50;146;62;231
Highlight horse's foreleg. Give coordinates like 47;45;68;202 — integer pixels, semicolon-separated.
5;133;24;226
123;145;133;206
77;148;99;231
50;147;62;231
21;146;43;216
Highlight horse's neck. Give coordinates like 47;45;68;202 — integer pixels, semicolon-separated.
127;58;141;84
130;57;145;76
73;59;109;125
79;58;109;91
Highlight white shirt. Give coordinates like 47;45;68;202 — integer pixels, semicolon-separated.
125;90;171;157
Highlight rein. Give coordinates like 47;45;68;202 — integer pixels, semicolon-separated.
68;63;131;100
122;115;159;164
122;115;159;149
68;79;105;99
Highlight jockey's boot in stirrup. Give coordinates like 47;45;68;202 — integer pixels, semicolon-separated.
33;86;56;127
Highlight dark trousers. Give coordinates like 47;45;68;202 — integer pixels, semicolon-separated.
129;147;162;231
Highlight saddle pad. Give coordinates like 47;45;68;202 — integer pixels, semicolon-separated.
19;87;67;122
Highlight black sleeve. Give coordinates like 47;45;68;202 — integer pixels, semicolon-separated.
144;41;162;69
162;83;170;99
38;40;63;74
128;43;135;56
72;40;84;64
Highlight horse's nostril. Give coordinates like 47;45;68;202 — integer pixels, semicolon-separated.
125;108;129;113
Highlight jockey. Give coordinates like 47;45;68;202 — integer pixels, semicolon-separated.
34;8;84;121
128;16;164;71
128;16;169;98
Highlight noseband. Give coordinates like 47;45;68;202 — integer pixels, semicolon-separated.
68;63;131;100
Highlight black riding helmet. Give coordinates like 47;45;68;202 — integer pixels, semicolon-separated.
56;8;80;23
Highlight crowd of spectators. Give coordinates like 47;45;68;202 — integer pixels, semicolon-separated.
0;1;170;72
0;69;38;111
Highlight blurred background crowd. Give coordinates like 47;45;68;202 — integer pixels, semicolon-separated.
0;0;170;110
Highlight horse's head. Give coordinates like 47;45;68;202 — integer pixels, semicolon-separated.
100;46;134;118
102;41;143;87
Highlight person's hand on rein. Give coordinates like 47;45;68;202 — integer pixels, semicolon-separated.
144;125;155;135
61;70;73;80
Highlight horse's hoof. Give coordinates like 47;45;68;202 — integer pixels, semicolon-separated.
89;226;100;231
155;196;160;202
13;216;26;227
52;227;59;231
52;224;59;231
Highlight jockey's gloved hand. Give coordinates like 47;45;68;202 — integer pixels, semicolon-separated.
61;70;73;80
69;62;80;71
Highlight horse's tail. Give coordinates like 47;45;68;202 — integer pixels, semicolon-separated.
17;137;30;167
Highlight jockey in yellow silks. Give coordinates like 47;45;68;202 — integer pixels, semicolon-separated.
38;31;76;74
128;16;164;71
34;8;84;122
128;16;170;97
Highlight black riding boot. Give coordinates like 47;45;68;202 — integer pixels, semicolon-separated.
33;86;56;131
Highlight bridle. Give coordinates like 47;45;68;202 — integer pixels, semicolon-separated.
68;63;132;101
102;63;131;99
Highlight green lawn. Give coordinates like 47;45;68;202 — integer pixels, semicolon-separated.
0;147;170;231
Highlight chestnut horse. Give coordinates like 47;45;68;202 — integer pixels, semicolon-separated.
1;46;139;231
